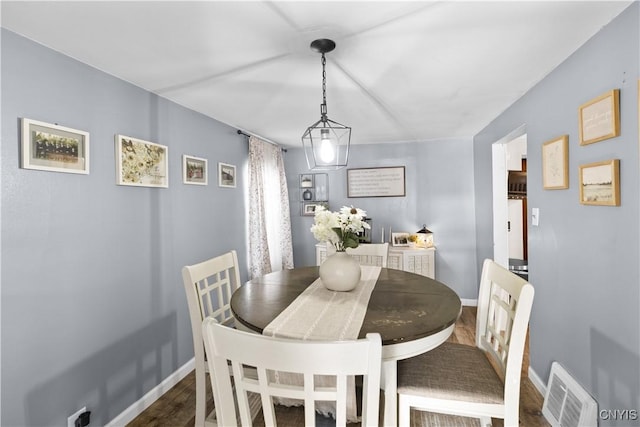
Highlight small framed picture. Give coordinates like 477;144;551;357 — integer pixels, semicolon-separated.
302;202;328;216
116;135;168;188
300;174;314;188
183;155;208;185
218;162;236;188
542;135;569;190
21;118;89;174
579;159;620;206
391;232;411;247
578;89;620;145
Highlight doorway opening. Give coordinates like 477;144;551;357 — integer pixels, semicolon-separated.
492;126;528;279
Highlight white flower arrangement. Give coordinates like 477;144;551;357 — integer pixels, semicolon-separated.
310;206;370;252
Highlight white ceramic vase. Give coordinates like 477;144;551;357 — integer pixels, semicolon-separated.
319;251;361;292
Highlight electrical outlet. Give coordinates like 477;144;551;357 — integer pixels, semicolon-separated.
67;407;86;427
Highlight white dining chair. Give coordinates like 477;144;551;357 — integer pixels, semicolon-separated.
202;317;383;427
182;250;242;427
397;258;535;427
326;242;389;267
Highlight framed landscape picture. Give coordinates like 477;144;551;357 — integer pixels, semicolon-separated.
115;134;168;188
218;162;236;188
183;155;208;185
21;118;89;174
579;159;620;206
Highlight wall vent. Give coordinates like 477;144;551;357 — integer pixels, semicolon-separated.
542;362;598;427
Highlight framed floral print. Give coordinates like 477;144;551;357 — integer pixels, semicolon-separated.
115;134;168;188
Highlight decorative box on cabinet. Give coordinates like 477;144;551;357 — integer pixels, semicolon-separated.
315;243;436;279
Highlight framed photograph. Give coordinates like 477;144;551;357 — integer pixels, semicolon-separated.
218;162;236;188
391;232;411;247
542;135;569;189
579;159;620;206
579;89;620;145
302;202;328;216
347;166;406;198
116;135;168;187
21;118;89;174
300;174;314;188
182;155;208;185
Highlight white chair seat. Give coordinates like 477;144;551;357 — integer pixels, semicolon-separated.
397;259;535;427
398;342;504;404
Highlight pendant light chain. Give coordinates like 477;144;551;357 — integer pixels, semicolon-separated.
321;53;328;121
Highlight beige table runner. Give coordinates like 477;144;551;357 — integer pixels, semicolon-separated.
263;265;382;422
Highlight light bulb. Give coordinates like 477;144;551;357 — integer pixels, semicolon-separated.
319;129;334;163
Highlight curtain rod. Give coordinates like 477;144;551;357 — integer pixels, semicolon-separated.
237;130;287;152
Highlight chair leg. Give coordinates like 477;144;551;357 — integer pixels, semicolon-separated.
195;367;206;427
480;416;493;427
398;395;411;427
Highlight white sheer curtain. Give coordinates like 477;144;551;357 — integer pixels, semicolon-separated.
248;136;294;278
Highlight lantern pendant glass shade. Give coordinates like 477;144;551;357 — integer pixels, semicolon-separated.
302;118;351;170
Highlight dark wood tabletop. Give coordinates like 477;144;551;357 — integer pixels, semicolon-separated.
231;266;462;347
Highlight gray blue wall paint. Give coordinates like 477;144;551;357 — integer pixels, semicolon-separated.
284;138;479;300
1;29;248;426
474;3;639;419
2;2;639;426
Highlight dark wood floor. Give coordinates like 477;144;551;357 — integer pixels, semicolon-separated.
127;307;549;427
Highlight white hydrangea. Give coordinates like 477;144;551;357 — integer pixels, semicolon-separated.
310;205;370;251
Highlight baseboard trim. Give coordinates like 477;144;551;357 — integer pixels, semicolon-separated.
461;299;478;306
528;365;546;397
106;358;195;427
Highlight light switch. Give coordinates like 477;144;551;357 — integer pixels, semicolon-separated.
531;208;539;226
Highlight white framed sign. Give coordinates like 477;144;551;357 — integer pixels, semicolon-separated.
347;166;406;198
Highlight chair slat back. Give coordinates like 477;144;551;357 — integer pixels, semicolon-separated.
202;318;382;427
182;250;241;376
476;259;534;396
183;250;241;325
327;242;389;267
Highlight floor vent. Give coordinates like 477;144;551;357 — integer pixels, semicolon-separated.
542;362;598;427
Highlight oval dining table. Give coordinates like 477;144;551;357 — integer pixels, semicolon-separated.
230;266;462;426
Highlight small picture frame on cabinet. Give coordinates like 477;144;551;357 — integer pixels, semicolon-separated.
391;232;411;247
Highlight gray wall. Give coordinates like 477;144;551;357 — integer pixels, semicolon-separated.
473;3;639;419
1;30;248;426
3;2;638;425
284;138;479;300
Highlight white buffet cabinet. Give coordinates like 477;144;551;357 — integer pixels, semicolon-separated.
315;243;436;279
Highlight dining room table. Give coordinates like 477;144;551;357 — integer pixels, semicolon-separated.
230;265;462;426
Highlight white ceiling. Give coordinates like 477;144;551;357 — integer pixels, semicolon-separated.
1;1;632;147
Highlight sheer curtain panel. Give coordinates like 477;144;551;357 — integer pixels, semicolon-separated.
248;136;294;278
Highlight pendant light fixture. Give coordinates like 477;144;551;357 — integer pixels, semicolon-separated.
302;39;351;170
